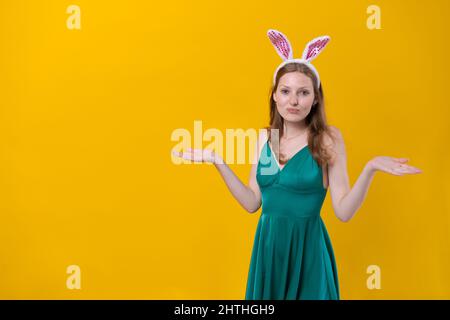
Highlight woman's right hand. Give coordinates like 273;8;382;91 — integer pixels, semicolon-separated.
171;148;223;164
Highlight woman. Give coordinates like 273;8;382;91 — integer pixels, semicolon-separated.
172;30;422;300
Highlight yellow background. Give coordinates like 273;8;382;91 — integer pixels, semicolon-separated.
1;0;449;299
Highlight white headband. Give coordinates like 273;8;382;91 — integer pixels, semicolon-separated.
267;29;331;88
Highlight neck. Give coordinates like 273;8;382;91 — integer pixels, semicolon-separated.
283;120;308;139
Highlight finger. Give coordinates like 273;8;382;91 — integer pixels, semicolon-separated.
385;166;402;176
408;166;422;172
172;150;182;157
178;151;194;160
407;167;422;174
394;167;411;174
401;164;422;173
396;166;422;175
394;157;409;163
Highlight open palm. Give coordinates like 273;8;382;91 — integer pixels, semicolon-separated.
368;156;422;176
172;148;222;164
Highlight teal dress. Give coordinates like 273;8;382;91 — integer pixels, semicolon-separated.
245;140;340;300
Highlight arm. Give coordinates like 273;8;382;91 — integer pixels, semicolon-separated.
214;130;266;213
213;161;261;213
327;127;374;222
327;127;422;223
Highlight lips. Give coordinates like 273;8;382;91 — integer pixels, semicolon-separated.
287;108;300;113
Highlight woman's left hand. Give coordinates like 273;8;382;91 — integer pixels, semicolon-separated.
366;156;422;176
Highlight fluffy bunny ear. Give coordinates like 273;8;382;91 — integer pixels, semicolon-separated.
301;36;331;62
267;29;293;61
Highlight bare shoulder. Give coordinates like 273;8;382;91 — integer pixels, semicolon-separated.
323;125;345;164
322;125;342;145
258;127;269;147
254;128;269;162
259;127;269;140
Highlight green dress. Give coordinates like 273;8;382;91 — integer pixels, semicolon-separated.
245;140;340;300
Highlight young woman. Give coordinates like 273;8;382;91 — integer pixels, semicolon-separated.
172;30;422;300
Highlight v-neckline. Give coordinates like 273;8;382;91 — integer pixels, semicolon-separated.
267;140;309;173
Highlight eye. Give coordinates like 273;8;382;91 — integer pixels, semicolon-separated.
301;91;310;96
281;89;289;94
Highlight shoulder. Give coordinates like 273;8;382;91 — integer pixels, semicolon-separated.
323;125;345;164
254;128;269;159
323;125;344;146
258;127;269;146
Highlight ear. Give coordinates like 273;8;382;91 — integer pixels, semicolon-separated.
301;35;331;62
267;29;293;61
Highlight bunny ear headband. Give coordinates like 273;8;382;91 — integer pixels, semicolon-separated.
267;29;331;88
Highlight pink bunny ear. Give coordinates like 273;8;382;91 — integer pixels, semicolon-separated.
267;29;293;61
301;36;331;62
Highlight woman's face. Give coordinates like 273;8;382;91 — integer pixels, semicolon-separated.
273;72;316;122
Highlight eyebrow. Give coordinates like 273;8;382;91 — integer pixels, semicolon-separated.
280;85;310;89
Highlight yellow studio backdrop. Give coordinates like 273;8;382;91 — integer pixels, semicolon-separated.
0;0;449;299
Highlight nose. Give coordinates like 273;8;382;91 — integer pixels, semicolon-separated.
290;95;298;106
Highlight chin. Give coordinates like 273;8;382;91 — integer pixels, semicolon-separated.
284;113;304;121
